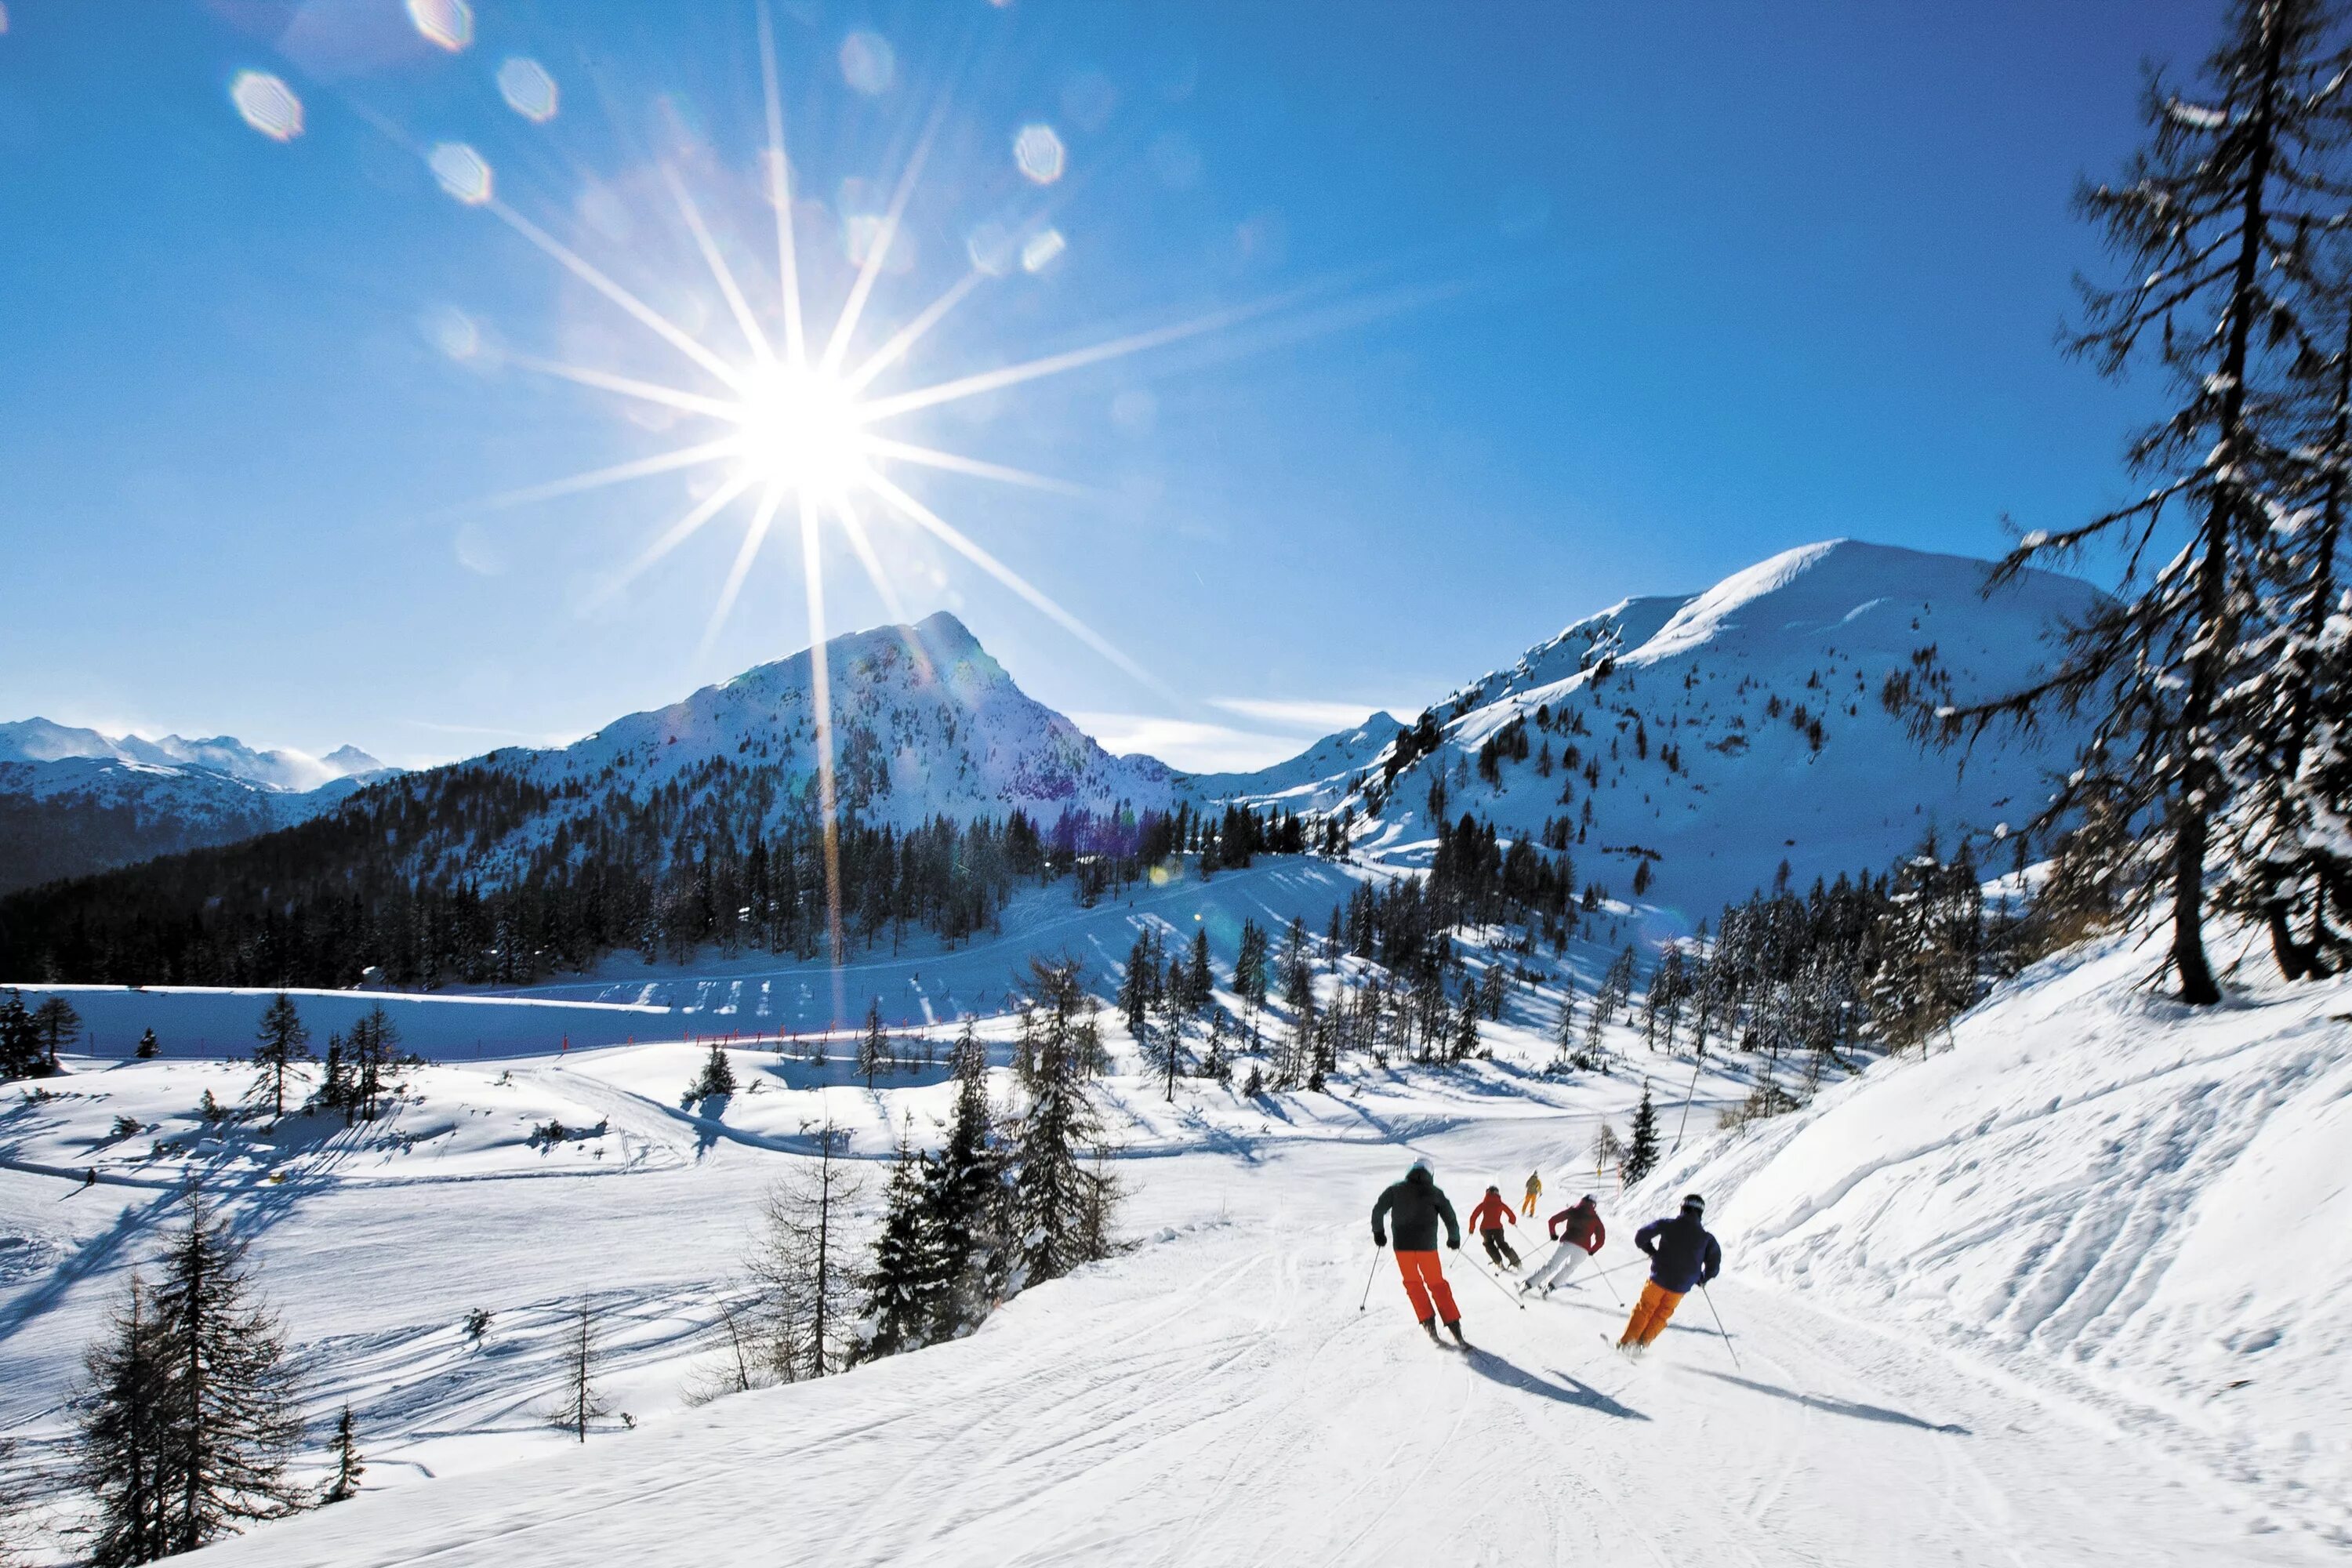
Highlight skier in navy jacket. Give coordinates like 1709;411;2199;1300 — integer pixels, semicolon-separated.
1617;1193;1721;1350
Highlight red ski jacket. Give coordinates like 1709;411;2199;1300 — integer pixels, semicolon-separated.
1468;1192;1518;1232
1548;1200;1606;1253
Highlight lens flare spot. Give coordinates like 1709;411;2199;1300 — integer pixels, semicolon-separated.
966;221;1017;278
430;142;494;205
230;71;303;142
1014;123;1065;184
498;57;559;122
1020;227;1066;274
421;304;481;361
840;31;895;96
407;0;473;52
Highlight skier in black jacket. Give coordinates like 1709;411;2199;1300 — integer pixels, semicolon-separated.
1371;1162;1467;1345
1617;1193;1721;1352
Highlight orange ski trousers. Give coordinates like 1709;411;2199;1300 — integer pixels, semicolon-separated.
1394;1250;1461;1325
1620;1279;1685;1347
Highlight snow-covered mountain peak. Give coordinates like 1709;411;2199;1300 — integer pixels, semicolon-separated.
0;717;387;793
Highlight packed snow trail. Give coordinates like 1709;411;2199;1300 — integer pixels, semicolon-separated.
173;1128;2328;1566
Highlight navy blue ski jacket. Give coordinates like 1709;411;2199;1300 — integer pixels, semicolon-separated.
1635;1212;1722;1294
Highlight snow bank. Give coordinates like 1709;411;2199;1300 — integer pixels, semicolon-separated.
1644;932;2352;1549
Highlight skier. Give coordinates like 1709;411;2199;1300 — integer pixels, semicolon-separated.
1467;1184;1523;1269
1371;1160;1468;1346
1617;1193;1721;1352
1522;1192;1605;1297
1522;1170;1542;1218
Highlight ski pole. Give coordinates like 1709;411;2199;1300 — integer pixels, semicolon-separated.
1464;1253;1527;1310
1359;1247;1384;1312
1669;1056;1704;1154
1699;1282;1740;1370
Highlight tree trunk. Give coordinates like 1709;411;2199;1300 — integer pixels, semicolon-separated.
2177;1;2288;1007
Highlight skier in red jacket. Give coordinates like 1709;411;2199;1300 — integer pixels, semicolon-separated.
1467;1185;1523;1269
1523;1193;1606;1297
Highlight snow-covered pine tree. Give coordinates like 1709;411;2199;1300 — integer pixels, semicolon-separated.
688;1043;737;1103
2222;270;2352;976
549;1305;608;1441
0;990;42;1080
1234;919;1269;1010
77;1190;307;1562
1187;928;1212;1013
314;1033;351;1121
1591;1120;1626;1182
1927;0;2352;1004
1011;957;1116;1288
853;1125;943;1363
249;993;310;1122
925;1026;1010;1338
321;1406;363;1503
1623;1084;1661;1185
1550;988;1580;1072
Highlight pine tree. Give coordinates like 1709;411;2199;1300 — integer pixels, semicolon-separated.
1233;920;1269;1010
1011;957;1115;1288
31;995;79;1072
549;1305;608;1441
0;989;42;1080
1623;1085;1661;1185
250;994;310;1122
78;1190;307;1563
925;1023;1010;1338
321;1406;363;1503
852;1127;942;1363
1550;989;1580;1072
1119;930;1156;1036
1188;928;1213;1013
859;998;889;1088
314;1033;352;1122
343;1004;406;1122
136;1028;160;1061
688;1044;737;1103
750;1123;863;1378
1928;0;2352;1004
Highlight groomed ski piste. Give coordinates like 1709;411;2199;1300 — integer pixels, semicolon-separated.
2;889;2347;1563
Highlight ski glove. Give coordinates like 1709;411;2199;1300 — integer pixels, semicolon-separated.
1446;1236;1461;1250
1372;1229;1387;1247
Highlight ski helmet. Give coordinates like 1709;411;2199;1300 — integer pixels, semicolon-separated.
1486;1184;1501;1194
1682;1192;1706;1217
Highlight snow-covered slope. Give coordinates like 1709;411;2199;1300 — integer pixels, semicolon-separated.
1644;928;2352;1550
1287;540;2104;925
1180;710;1401;814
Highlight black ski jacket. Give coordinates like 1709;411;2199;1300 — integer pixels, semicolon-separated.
1635;1211;1722;1294
1372;1167;1461;1252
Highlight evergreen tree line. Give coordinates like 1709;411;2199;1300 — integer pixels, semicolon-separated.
0;747;1321;989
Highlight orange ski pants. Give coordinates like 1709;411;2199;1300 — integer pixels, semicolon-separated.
1521;1191;1539;1217
1394;1250;1461;1326
1621;1279;1685;1347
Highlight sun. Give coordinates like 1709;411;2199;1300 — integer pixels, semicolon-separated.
730;363;870;499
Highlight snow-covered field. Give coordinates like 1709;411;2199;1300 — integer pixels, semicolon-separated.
3;920;2347;1563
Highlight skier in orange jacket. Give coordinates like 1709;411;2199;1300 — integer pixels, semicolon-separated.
1467;1185;1523;1269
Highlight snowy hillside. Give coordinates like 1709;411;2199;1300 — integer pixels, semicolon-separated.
0;724;394;895
1178;710;1401;814
2;907;2339;1564
1276;540;2105;927
1640;927;2352;1551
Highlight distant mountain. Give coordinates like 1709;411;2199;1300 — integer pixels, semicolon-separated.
0;721;392;895
510;610;1174;836
1197;539;2103;924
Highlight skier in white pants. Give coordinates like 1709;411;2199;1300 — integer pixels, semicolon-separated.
1523;1192;1606;1297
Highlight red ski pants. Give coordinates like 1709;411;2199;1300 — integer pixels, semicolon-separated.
1620;1279;1684;1347
1394;1250;1461;1325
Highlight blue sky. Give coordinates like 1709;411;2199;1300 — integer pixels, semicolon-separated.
0;0;2221;770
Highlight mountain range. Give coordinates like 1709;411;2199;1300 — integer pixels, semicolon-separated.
0;723;390;896
0;539;2099;945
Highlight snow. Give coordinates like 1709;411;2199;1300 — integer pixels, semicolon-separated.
0;719;385;794
4;920;2347;1563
